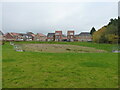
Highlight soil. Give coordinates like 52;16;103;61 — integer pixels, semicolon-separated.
21;44;107;53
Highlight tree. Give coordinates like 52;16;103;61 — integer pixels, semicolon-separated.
93;26;106;43
90;27;96;35
93;18;119;44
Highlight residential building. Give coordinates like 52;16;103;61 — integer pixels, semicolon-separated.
55;31;62;41
21;34;34;41
4;32;19;41
67;31;75;42
75;32;92;42
26;32;35;41
27;32;34;35
62;34;67;41
4;32;35;41
74;34;80;41
34;33;47;41
47;33;55;41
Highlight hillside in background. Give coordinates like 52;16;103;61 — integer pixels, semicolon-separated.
93;17;120;44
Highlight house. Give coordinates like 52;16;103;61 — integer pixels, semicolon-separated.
26;32;35;41
4;32;19;41
34;33;47;41
16;33;26;41
55;31;62;41
47;33;55;41
21;34;34;41
4;32;35;41
18;32;35;41
74;34;80;41
27;32;34;35
0;31;4;41
75;32;92;42
62;34;67;41
67;31;75;42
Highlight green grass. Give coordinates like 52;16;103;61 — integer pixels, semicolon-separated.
2;42;118;88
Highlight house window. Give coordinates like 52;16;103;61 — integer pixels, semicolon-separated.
71;36;73;38
56;36;60;38
70;33;73;35
48;36;53;37
55;33;59;35
55;39;59;41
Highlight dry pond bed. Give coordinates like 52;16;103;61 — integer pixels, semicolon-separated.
19;44;107;53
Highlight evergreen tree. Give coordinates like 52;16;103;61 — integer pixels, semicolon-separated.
90;27;96;35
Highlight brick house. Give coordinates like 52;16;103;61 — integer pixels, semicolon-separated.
74;34;80;41
4;32;35;41
26;32;35;41
75;32;92;42
55;31;62;41
34;33;47;41
47;33;55;41
4;32;19;41
62;34;67;41
67;31;75;42
20;34;34;41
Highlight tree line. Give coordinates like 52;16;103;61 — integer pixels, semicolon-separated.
90;17;120;44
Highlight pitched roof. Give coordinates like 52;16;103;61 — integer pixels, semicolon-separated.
55;31;62;33
31;34;35;37
75;34;79;36
80;32;90;34
10;32;20;36
67;31;74;32
79;32;91;36
19;33;27;35
47;33;55;36
37;33;46;36
27;32;34;35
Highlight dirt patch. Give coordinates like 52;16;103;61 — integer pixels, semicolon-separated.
20;44;107;53
0;41;3;45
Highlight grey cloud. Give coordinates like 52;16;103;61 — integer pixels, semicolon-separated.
2;2;118;34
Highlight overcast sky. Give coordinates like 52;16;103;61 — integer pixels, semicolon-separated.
1;2;118;35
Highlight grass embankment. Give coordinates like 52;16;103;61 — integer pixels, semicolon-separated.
2;42;118;88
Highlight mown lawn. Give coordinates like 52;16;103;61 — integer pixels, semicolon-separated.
2;42;118;88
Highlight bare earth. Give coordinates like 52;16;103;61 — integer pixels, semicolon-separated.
20;44;107;53
0;41;2;45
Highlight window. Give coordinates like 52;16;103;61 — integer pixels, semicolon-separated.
48;36;52;37
56;36;60;38
55;39;59;41
71;36;73;38
55;33;59;35
70;33;73;35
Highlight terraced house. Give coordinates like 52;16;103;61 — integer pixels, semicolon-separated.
67;31;75;42
75;32;92;42
4;32;35;41
4;31;93;42
47;33;55;41
34;33;47;41
4;32;19;41
55;31;62;41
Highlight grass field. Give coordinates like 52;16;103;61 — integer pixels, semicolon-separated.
2;41;118;88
